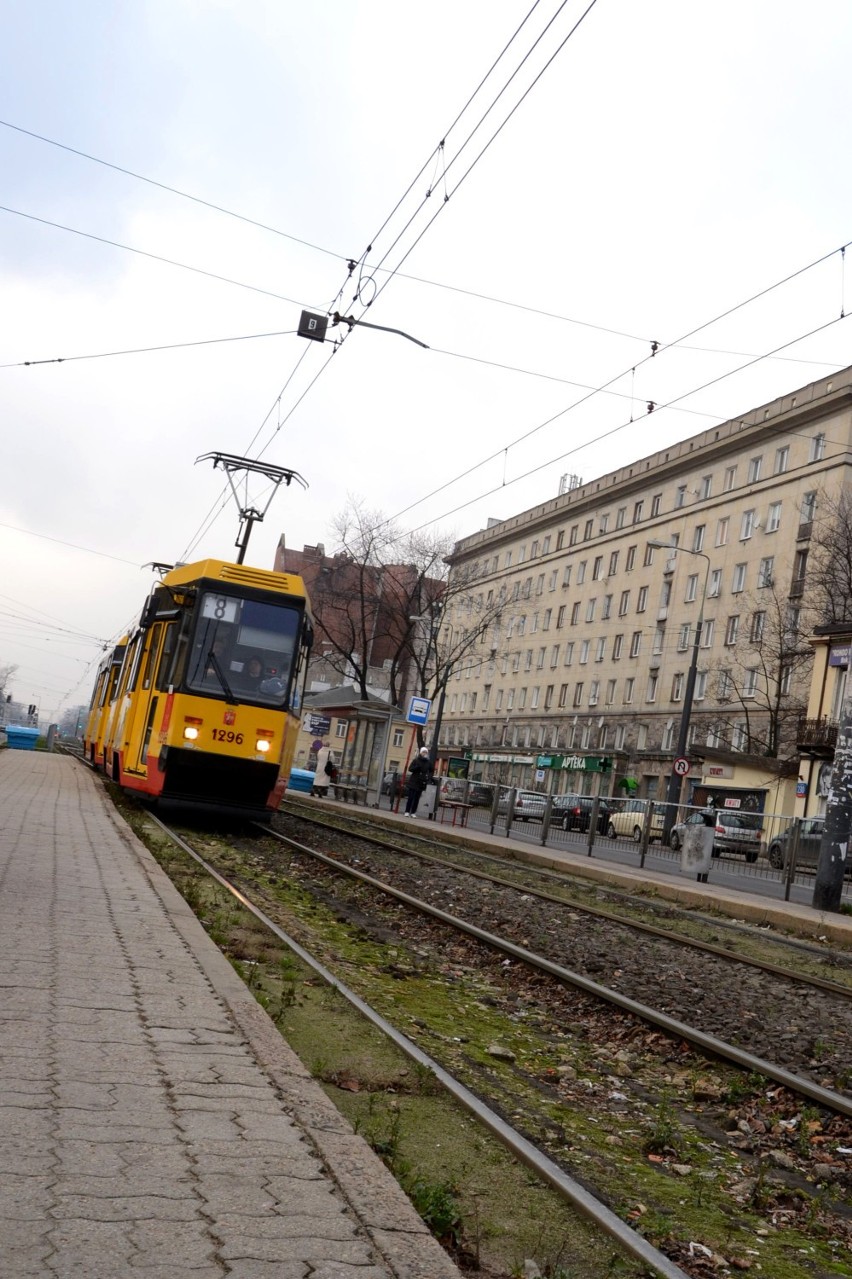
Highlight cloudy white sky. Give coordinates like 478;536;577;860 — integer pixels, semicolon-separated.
3;0;852;723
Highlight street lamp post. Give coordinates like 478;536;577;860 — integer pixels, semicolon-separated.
647;539;711;839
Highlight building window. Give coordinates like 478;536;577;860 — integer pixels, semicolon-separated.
629;631;642;658
810;432;826;462
651;493;662;517
707;568;721;598
562;564;572;587
800;491;817;526
619;590;630;616
506;689;515;710
660;579;672;608
558;683;568;707
685;574;698;602
599;515;609;534
677;622;690;651
606;678;617;704
740;509;755;540
700;474;712;499
748;456;763;483
675;485;687;509
550;644;560;667
725;615;740;646
637;723;648;749
633;500;644;524
544;684;554;710
537;647;546;669
732;722;748;751
608;550;619;576
614;724;626;750
612;633;623;660
715;517;729;547
577;561;587;584
602;594;613;620
623;677;634;704
701;618;714;647
530;540;539;559
751;611;765;643
592;555;603;580
625;545;637;571
766;501;781;533
524;649;533;671
579;639;590;664
589;680;600;706
571;602;581;625
652;626;665;654
774;446;789;475
531;612;539;633
530;686;540;709
643;543;655;567
573;683;584;707
694;670;707;700
585;598;596;623
723;465;736;492
662;720;675;750
536;573;545;595
692;525;705;553
757;557;774;588
564;641;575;665
780;662;793;695
504;551;513;568
518;546;526;564
718;669;732;699
518;688;527;710
637;586;648;612
335;721;348;738
543;608;552;630
732;563;746;593
615;506;626;529
495;689;504;711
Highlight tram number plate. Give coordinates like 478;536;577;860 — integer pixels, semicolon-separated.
212;729;244;744
201;595;238;623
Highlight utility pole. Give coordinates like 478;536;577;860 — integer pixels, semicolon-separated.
813;698;852;911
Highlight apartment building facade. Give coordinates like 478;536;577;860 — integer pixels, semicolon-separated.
439;368;852;801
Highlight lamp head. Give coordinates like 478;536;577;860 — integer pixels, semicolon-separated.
646;538;676;549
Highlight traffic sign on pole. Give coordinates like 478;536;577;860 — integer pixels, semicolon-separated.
673;757;691;777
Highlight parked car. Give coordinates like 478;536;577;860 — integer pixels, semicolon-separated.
380;771;408;798
496;789;548;822
669;809;763;862
468;782;495;807
605;799;666;843
556;794;611;834
767;817;825;872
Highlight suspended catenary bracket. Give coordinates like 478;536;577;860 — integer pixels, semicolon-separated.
196;452;308;564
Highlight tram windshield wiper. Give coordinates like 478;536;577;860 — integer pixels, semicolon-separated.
206;649;237;705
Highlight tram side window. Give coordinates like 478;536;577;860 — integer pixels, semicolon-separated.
140;624;162;691
155;623;179;691
116;636;141;700
126;636;146;695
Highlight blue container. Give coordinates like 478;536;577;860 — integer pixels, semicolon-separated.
287;767;315;793
5;726;40;750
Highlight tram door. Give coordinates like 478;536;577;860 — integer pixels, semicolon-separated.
125;624;164;775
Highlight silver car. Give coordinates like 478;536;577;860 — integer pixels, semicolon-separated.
767;817;825;872
669;809;763;862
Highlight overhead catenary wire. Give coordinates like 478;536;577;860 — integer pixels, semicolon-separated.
400;311;851;541
386;237;852;528
0;329;297;370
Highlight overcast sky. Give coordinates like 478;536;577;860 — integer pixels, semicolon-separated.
3;0;852;723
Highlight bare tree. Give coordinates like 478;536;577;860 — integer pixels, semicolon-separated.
703;577;812;757
306;501;503;708
807;487;852;626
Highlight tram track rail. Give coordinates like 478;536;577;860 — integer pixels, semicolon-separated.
262;820;852;1120
146;812;694;1279
280;798;852;1000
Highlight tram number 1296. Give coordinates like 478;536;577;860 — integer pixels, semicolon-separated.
212;729;244;744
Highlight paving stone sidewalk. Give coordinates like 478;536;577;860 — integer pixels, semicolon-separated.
0;751;461;1278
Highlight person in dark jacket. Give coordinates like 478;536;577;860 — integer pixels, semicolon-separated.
404;748;432;816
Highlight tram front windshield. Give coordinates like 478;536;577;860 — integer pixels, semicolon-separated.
186;591;302;707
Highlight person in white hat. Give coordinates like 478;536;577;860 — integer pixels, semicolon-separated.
404;747;432;816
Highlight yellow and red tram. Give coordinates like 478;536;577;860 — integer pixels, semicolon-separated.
85;559;312;817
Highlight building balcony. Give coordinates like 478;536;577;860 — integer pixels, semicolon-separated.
789;577;806;599
796;716;838;757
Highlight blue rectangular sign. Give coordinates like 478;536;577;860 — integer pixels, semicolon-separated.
407;696;432;725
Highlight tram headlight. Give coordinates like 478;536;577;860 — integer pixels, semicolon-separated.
255;738;270;753
183;725;199;741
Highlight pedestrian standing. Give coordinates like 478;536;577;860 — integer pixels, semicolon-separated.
404;748;432;816
312;744;336;797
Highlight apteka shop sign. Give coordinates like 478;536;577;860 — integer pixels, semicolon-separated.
536;753;612;773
